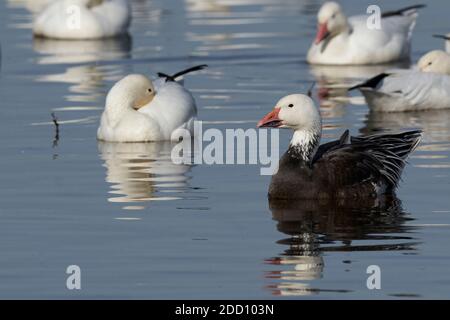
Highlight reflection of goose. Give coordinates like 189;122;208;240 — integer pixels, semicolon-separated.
266;197;415;296
350;51;450;112
307;2;423;65
98;141;192;209
33;35;131;64
7;0;55;13
362;109;450;145
185;0;229;13
33;0;131;39
309;62;410;108
98;65;206;142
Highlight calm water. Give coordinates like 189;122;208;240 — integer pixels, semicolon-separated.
0;0;450;299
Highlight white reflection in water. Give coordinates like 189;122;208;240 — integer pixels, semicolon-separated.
33;37;131;103
7;0;54;14
98;142;192;210
33;36;132;65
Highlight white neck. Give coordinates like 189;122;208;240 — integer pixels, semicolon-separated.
288;126;322;163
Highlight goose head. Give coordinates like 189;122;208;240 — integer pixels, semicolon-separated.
106;74;156;112
257;94;322;133
315;2;348;44
417;50;450;75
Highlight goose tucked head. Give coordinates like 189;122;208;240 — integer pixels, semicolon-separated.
315;1;348;44
417;50;450;75
106;74;156;112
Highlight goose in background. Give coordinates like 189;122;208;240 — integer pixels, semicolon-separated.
257;94;421;200
307;2;425;65
97;65;206;142
33;0;131;39
350;50;450;112
433;34;450;53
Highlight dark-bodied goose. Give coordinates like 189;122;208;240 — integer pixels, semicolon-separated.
257;94;422;200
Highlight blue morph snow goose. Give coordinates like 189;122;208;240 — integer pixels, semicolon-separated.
257;94;422;200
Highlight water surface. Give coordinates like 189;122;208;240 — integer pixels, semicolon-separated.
1;0;450;299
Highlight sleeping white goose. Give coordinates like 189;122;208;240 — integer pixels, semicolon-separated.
97;65;206;142
350;50;450;112
307;2;424;65
257;94;421;200
433;34;450;53
33;0;131;39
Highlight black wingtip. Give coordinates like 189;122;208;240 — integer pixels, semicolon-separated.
158;64;208;82
433;34;450;41
381;4;426;18
348;73;390;91
307;82;316;98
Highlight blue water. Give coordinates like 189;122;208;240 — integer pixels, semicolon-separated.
0;0;450;299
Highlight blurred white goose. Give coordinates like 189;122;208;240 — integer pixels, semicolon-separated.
433;34;450;53
350;50;450;112
33;0;131;39
307;2;424;65
97;65;206;142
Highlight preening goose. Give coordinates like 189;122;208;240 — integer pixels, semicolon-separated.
307;2;424;65
97;65;206;142
257;94;422;200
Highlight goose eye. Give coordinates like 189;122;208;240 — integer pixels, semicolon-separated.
288;104;294;108
428;62;433;66
148;88;153;93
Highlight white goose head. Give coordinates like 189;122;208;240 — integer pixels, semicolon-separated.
315;1;349;44
106;74;156;112
258;94;322;162
417;50;450;75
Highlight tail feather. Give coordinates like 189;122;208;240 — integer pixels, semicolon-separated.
348;73;390;91
433;34;450;41
381;4;426;18
351;130;422;187
158;64;208;82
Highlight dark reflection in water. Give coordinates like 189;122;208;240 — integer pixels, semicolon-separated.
265;197;418;296
98;141;193;210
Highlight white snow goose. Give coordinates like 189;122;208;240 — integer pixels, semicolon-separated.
33;0;131;40
97;65;206;142
257;94;422;200
349;50;450;112
307;2;425;65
